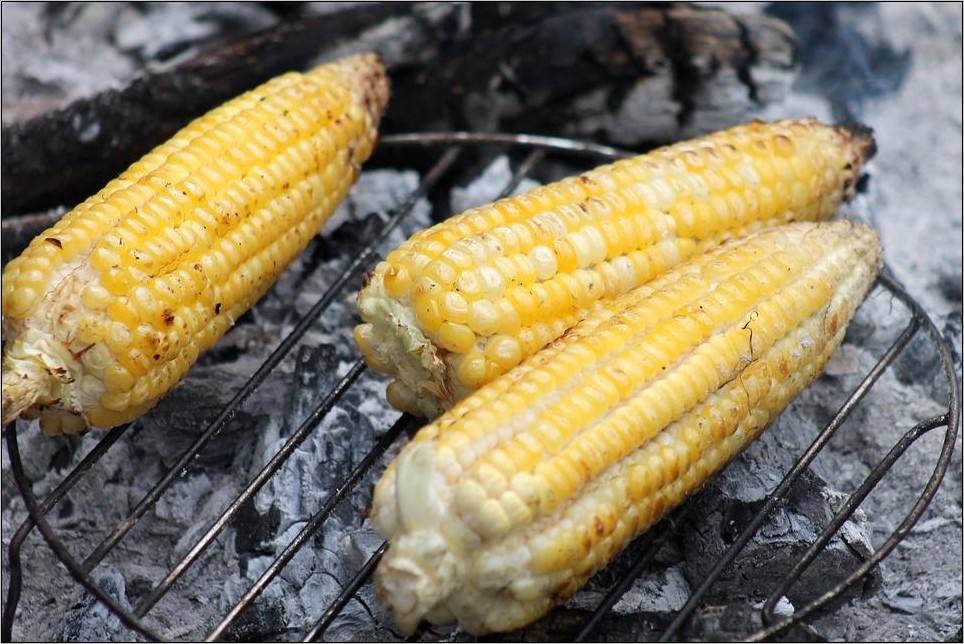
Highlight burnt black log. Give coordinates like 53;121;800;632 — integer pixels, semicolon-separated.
1;3;797;216
392;4;797;140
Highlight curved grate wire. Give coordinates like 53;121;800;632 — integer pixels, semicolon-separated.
1;132;960;642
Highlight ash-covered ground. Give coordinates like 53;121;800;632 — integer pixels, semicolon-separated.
1;2;961;642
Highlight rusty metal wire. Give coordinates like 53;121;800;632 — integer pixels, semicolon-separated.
2;132;960;642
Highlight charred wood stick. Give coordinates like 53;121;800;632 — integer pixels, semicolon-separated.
396;4;797;142
2;3;797;217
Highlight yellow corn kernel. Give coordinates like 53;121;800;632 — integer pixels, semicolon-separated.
437;322;477;354
1;54;389;433
356;119;876;417
454;351;488;390
371;221;882;635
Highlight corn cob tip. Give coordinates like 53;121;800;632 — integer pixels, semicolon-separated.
373;442;465;632
840;121;877;163
334;52;390;125
2;343;100;433
376;532;462;634
836;121;875;201
356;286;456;417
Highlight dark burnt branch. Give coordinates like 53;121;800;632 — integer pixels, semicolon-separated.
2;3;797;216
387;5;797;138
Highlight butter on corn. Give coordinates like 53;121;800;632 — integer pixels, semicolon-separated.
371;220;882;635
355;119;875;417
1;53;389;434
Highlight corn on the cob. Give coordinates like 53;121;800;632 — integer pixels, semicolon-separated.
1;53;389;434
355;119;875;417
371;220;882;635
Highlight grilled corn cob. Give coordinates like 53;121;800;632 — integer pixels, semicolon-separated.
371;220;882;635
356;119;875;417
1;53;389;434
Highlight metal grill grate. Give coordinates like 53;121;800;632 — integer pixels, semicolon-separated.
2;132;960;642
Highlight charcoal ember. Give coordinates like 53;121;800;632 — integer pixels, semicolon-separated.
894;327;944;388
248;365;390;529
314;571;384;642
57;568;141;642
680;603;763;642
566;564;691;617
264;349;392;517
679;601;823;642
323;169;432;252
219;553;290;640
344;527;383;570
234;500;282;558
822;344;863;378
681;467;879;608
2;419;79;485
937;269;964;308
221;594;289;642
218;350;402;636
133;363;287;470
507;609;668;643
315;409;364;520
122;562;174;611
327;528;403;640
288;344;341;429
609;565;690;616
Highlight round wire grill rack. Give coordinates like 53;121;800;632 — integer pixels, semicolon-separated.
1;132;960;642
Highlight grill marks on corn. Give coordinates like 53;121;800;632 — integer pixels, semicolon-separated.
5;72;319;318
357;119;875;416
406;231;837;542
371;221;882;635
86;89;345;414
519;240;869;581
501;243;875;609
1;54;388;432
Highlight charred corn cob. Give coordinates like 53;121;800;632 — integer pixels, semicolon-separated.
371;220;882;635
1;53;389;434
356;119;875;417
